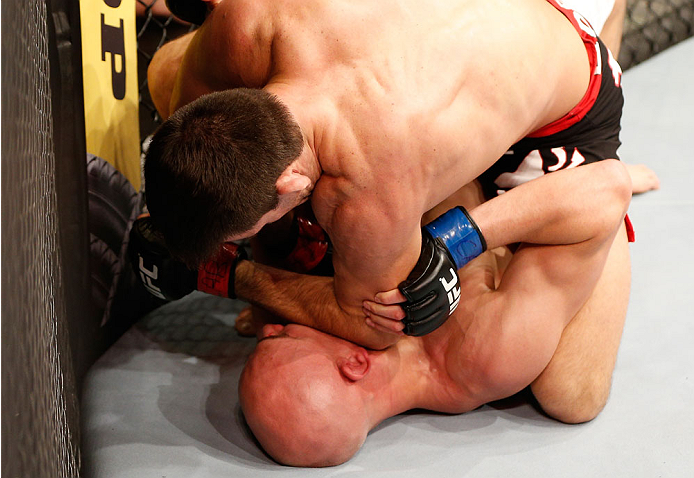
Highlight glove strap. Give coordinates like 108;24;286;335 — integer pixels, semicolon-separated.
197;242;247;298
423;206;486;269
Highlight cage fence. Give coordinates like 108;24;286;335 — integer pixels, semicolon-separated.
2;0;81;476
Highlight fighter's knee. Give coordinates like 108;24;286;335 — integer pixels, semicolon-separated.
591;160;632;236
532;377;611;424
603;159;632;209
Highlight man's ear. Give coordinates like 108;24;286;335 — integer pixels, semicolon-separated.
276;166;311;196
337;350;371;382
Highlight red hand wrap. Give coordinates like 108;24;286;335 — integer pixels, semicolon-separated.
284;216;329;273
197;242;245;298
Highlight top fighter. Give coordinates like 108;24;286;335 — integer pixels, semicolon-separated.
143;0;633;347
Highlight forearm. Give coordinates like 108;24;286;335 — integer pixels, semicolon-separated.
469;160;631;250
234;260;398;350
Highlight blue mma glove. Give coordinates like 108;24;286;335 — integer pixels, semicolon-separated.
398;206;486;336
424;206;486;269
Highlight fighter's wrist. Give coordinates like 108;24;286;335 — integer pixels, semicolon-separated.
423;206;486;269
196;242;248;298
232;259;254;300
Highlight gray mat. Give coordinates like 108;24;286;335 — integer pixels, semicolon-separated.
82;38;694;477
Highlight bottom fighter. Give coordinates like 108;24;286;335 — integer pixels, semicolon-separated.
233;162;631;466
239;229;630;467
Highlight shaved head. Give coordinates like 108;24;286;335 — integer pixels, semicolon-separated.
238;327;370;466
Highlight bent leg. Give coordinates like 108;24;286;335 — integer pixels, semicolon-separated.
531;222;630;423
599;0;627;57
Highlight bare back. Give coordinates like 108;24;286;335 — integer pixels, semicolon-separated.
270;0;589;200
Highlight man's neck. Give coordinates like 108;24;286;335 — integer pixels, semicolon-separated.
264;82;324;185
361;337;442;428
296;135;322;185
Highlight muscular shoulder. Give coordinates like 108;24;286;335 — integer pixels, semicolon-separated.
164;1;277;113
147;33;195;119
205;2;275;84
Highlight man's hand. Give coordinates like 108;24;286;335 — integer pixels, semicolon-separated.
128;215;247;301
363;206;486;337
362;288;407;334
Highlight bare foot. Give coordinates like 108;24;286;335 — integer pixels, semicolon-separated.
626;163;660;194
234;306;257;337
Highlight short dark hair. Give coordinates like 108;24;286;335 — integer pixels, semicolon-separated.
144;88;304;267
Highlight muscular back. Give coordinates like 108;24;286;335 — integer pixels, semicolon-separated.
168;0;590;180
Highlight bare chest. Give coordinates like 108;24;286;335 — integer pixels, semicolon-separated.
417;334;488;414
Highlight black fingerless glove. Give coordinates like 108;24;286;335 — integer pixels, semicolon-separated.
398;206;486;336
128;215;247;301
398;230;461;336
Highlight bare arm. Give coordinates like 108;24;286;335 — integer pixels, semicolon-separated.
147;32;196;119
460;177;631;403
236;161;631;347
239;207;402;348
146;28;224;119
167;23;246;114
469;159;632;250
150;7;273;118
365;160;633;328
232;186;424;349
468;235;622;402
234;260;398;349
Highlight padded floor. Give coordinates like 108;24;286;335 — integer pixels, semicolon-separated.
83;38;694;477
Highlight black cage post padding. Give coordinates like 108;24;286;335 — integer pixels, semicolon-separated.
48;0;151;396
47;0;94;392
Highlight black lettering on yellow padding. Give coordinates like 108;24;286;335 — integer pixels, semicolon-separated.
80;0;140;191
100;14;126;100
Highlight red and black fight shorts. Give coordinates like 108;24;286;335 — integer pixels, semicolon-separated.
477;1;633;240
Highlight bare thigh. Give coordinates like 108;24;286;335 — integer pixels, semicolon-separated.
530;221;630;423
